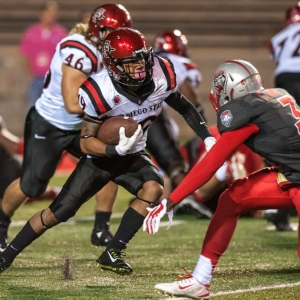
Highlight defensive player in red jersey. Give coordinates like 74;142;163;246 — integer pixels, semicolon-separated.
0;28;215;276
0;4;132;251
144;59;300;299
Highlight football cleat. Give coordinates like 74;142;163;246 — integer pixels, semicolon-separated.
0;237;7;252
91;229;113;247
0;257;11;273
264;209;294;231
155;275;210;299
96;248;132;275
173;196;213;219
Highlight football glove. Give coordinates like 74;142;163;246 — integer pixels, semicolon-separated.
115;124;142;156
204;136;216;152
143;199;173;234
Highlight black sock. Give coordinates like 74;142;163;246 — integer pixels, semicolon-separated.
107;207;144;250
0;206;11;237
1;222;42;264
94;211;112;231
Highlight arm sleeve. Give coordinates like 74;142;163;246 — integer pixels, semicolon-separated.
169;124;259;204
164;90;212;140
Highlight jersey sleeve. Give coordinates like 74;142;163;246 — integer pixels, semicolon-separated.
217;99;252;134
185;63;202;87
156;56;177;92
169;124;259;204
60;40;98;75
78;75;112;118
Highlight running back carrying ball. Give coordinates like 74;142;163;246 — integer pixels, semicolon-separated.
97;116;139;145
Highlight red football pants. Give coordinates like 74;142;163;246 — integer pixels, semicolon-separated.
201;167;300;263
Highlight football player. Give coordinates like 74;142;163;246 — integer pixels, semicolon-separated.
0;28;216;275
149;29;206;191
0;115;60;202
0;4;132;251
144;60;300;299
266;4;300;231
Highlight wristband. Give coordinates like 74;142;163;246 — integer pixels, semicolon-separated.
105;145;119;157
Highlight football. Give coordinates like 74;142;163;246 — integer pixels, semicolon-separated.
97;116;139;145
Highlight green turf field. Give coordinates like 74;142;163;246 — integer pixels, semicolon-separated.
0;175;299;299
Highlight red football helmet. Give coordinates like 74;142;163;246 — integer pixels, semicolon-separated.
153;29;188;57
88;4;132;46
102;28;154;87
286;5;300;25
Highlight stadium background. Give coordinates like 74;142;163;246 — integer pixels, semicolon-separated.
0;0;296;138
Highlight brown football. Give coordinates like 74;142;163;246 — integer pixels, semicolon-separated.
97;116;139;145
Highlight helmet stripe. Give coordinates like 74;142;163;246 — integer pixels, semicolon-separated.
226;60;252;76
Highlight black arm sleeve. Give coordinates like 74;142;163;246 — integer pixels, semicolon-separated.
164;91;212;140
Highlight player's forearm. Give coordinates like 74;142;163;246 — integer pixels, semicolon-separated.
165;91;211;140
169;125;258;204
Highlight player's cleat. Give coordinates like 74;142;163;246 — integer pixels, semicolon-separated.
91;229;113;247
0;257;11;273
0;237;7;252
264;209;294;231
96;248;132;275
155;275;210;299
173;196;213;219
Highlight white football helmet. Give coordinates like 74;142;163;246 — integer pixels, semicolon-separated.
209;60;264;111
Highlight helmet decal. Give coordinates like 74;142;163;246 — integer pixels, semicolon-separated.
102;40;116;58
220;110;233;127
213;69;227;94
92;8;105;22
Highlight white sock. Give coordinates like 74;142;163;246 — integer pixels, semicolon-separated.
192;255;213;285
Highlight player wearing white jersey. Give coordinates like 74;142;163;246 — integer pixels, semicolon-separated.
267;4;300;231
146;30;207;209
0;4;132;251
0;28;216;276
270;4;300;105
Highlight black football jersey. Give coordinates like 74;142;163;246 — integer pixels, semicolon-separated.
217;88;300;183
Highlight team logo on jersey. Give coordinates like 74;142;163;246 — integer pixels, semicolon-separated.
113;95;122;105
220;110;233;127
213;69;227;94
102;40;116;58
92;8;105;22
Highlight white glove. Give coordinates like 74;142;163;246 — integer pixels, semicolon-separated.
204;136;216;152
143;199;173;234
115;124;142;155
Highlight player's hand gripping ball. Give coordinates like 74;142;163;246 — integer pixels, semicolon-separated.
97;116;139;145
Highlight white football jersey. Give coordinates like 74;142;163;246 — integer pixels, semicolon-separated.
78;55;177;154
35;33;104;131
270;23;300;76
157;52;202;88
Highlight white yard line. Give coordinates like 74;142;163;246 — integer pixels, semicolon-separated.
210;281;300;297
11;216;185;227
160;281;300;300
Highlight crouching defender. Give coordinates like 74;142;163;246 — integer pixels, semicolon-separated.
144;59;300;299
